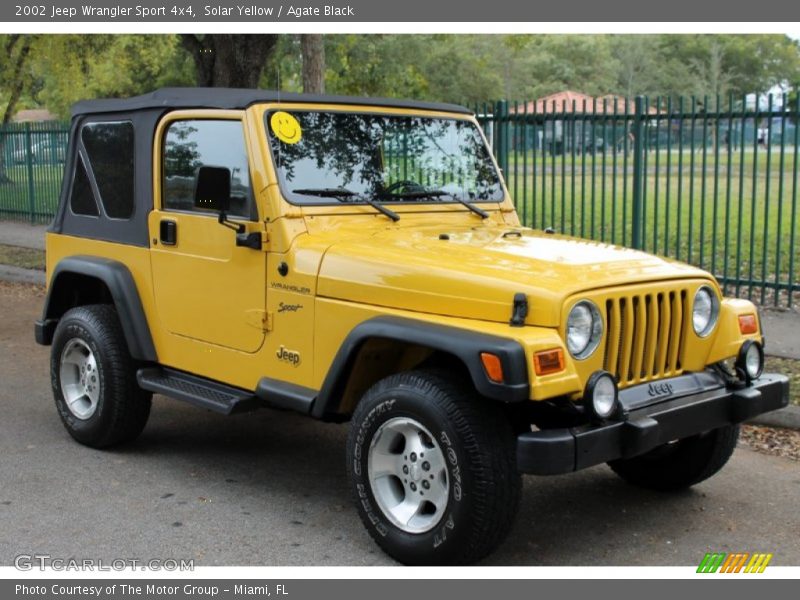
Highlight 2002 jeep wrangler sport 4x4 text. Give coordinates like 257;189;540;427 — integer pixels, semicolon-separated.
35;88;789;565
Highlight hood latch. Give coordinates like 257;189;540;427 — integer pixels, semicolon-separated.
510;293;528;327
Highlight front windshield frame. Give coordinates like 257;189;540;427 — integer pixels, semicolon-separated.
263;108;506;207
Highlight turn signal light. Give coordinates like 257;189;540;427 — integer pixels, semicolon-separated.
534;348;565;376
480;352;504;383
738;314;758;335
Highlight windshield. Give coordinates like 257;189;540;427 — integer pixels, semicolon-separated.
266;110;504;205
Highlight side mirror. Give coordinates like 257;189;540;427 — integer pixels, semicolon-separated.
194;166;231;213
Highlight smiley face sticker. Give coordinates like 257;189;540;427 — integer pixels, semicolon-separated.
270;111;302;144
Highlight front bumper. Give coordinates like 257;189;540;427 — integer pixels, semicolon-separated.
517;372;789;475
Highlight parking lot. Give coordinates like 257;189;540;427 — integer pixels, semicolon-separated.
1;280;798;567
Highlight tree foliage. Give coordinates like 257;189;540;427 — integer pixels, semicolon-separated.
310;34;800;103
657;35;800;98
28;35;193;116
3;34;799;120
1;35;34;125
0;35;35;183
180;34;278;87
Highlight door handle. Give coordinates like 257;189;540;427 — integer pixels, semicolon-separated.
160;219;177;246
235;231;262;250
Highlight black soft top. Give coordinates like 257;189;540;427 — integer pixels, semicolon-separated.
71;87;473;117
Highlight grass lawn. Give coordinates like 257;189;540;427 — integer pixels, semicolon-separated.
502;148;798;308
0;243;45;270
765;356;800;407
0;164;63;223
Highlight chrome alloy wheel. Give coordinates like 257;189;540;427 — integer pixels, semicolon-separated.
367;416;449;534
59;338;100;420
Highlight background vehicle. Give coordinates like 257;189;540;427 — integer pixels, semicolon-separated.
11;139;66;164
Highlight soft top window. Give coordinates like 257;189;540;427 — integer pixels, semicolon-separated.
69;156;99;217
81;121;135;219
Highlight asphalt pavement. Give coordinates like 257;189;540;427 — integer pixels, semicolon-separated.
0;221;46;250
1;282;798;567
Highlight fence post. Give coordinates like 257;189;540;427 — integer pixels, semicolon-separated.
495;100;509;178
631;96;645;249
24;122;36;223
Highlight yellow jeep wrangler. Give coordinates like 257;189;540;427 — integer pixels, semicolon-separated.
35;88;789;565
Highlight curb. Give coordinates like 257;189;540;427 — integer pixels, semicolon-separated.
767;353;800;360
0;264;45;286
747;405;800;431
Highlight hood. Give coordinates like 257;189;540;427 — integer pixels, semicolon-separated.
316;225;710;327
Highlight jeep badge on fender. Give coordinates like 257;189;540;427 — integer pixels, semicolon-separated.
276;346;301;366
34;87;789;566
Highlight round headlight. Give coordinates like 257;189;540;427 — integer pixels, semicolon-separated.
692;286;719;337
567;300;603;359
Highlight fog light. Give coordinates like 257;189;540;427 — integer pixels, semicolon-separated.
735;340;764;383
584;371;619;420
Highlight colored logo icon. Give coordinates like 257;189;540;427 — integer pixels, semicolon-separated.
697;552;773;573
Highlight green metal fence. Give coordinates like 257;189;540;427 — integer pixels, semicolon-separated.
0;121;69;224
478;94;799;308
1;98;798;308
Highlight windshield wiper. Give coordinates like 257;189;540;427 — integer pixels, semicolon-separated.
292;188;400;222
380;189;489;220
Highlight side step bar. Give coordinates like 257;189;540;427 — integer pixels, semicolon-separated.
137;367;261;415
136;368;319;417
255;377;316;414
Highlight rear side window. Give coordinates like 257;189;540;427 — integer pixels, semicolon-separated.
162;119;253;219
81;121;135;219
69;157;99;217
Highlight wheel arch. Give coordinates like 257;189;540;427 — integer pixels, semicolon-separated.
35;255;157;362
311;316;529;421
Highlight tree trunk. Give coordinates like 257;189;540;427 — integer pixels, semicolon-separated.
0;35;32;185
180;34;278;88
301;35;326;94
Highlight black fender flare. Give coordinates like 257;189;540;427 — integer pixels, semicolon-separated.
311;315;530;420
35;255;157;362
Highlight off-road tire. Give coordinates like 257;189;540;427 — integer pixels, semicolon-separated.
51;304;152;448
608;425;740;491
347;369;521;565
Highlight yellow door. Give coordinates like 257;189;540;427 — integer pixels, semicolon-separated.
149;113;267;354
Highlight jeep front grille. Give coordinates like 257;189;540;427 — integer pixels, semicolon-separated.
603;289;688;387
